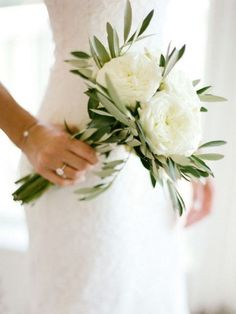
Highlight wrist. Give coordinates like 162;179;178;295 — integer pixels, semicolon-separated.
18;120;41;152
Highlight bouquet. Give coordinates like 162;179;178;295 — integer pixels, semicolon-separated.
13;1;226;215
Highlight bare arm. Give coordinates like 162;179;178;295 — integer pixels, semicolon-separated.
0;82;98;185
0;82;37;149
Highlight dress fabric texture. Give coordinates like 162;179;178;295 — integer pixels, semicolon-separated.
19;1;189;313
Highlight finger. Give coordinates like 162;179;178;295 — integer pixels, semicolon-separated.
52;123;80;134
63;166;85;180
202;181;214;214
41;170;75;187
62;151;91;171
68;139;98;165
185;182;213;228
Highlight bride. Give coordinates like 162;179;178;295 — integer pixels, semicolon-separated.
0;0;213;313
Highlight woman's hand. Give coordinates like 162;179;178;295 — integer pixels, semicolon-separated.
184;179;214;227
21;122;98;186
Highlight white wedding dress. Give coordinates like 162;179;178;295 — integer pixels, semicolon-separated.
19;1;189;313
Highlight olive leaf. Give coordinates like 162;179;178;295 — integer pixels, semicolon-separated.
105;73;130;115
89;39;102;68
93;36;111;63
197;85;211;94
199;94;227;102
124;0;132;42
70;51;91;59
199;140;227;149
97;93;132;126
192;79;201;87
106;23;120;58
127;9;154;42
196;153;224;161
162;44;186;78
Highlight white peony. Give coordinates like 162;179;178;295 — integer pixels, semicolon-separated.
162;69;201;109
96;52;163;108
138;91;202;157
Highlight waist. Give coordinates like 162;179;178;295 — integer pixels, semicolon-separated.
37;64;90;128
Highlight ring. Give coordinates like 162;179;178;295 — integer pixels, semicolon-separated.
55;164;66;177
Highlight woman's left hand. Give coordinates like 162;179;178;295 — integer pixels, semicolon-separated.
184;179;214;228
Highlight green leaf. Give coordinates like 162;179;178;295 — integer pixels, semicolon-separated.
199;140;227;149
166;158;178;181
93;36;111;63
197;85;211;94
150;173;156;187
199;94;227;102
178;44;186;60
163;45;186;78
124;0;132;42
196;153;224;161
159;54;165;67
89;125;112;142
89;39;102;68
192;79;201;87
104;159;124;168
167;180;185;216
64;119;74;135
77;185;110;200
126;139;141;147
97;93;132;126
88;114;116;129
170;155;192;166
90;109;113;117
77;68;93;79
179;165;201;178
14;174;34;185
70;51;91;59
75;186;104;194
151;159;159;179
70;69;90;80
96;144;114;153
65;59;91;68
87;95;100;119
105;73;129;115
121;34;156;48
200;106;208;112
106;23;120;58
123;21;142;53
79;128;97;141
190;155;213;175
128;9;154;42
94;168;119;178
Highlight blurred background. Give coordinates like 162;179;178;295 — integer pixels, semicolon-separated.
0;0;234;313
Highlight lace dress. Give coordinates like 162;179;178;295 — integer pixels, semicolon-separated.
19;1;189;313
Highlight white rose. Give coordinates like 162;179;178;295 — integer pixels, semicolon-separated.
138;91;202;157
96;52;163;108
162;69;201;109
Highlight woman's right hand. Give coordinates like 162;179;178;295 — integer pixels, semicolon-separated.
21;122;98;186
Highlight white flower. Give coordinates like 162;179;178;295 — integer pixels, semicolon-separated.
138;91;202;157
162;69;201;109
144;47;162;65
96;52;163;108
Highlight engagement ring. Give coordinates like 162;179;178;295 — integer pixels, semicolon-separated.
56;164;66;177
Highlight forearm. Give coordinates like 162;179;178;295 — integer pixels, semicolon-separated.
0;81;38;150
